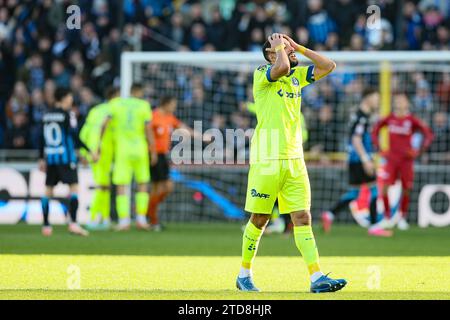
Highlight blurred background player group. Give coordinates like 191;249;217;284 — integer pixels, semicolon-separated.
321;90;434;236
40;83;189;235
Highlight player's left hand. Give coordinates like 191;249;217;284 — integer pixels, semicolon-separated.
91;151;100;163
38;159;46;172
407;149;421;159
282;34;301;51
150;151;158;166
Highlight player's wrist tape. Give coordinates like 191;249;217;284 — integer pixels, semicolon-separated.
275;44;285;52
297;45;307;54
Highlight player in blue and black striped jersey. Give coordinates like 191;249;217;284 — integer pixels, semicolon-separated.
38;88;96;237
321;88;393;237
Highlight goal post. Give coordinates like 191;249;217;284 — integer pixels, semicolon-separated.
120;51;450;225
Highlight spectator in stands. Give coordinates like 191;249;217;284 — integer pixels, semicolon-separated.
29;88;46;149
51;60;71;89
328;0;362;48
0;7;13;42
422;5;445;45
21;53;46;91
43;79;56;108
306;0;337;46
403;1;423;50
166;12;187;48
6;81;30;125
187;23;207;51
4;111;30;150
413;76;434;112
435;25;449;50
78;87;99;119
206;7;228;51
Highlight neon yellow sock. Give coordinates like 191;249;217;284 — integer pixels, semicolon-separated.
99;189;111;221
116;194;130;220
90;189;101;222
241;221;264;269
135;192;149;217
294;226;321;275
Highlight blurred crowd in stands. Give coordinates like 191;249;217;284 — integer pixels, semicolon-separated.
0;0;449;162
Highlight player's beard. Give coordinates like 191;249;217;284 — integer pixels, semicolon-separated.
289;59;298;68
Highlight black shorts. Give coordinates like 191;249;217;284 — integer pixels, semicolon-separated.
46;164;78;187
150;154;170;182
348;162;376;186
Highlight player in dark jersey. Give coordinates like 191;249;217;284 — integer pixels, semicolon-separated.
321;88;393;237
38;88;94;236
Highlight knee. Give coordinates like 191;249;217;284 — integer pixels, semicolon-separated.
250;214;270;229
138;183;148;192
166;181;174;194
290;211;311;226
99;185;109;191
116;185;126;194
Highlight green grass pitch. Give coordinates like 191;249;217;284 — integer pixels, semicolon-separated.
0;223;449;300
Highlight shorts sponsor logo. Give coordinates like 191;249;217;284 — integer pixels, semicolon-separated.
250;189;270;199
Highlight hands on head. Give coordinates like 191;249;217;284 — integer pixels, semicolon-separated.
265;33;300;53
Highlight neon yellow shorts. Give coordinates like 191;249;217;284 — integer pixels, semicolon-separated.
244;159;311;214
91;151;113;186
112;152;150;185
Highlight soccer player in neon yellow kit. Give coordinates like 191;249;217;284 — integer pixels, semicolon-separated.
102;84;157;231
236;33;347;293
80;87;119;230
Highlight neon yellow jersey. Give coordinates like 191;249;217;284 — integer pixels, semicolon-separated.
250;64;315;162
109;97;152;156
80;102;114;154
247;100;309;144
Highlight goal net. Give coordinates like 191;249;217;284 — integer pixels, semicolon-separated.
121;51;450;226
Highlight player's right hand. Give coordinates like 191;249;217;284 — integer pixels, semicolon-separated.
38;159;46;172
363;160;376;177
266;33;284;51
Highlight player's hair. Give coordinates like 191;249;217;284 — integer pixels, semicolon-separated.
104;86;119;99
262;40;272;63
131;83;143;93
54;87;72;102
160;96;176;107
361;87;378;99
393;90;408;97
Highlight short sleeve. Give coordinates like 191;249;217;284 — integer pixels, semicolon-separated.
351;116;367;137
253;64;274;91
172;115;182;128
293;65;315;88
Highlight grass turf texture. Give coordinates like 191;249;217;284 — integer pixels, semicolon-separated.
0;223;449;300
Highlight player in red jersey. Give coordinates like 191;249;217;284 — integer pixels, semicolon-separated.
372;92;434;230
